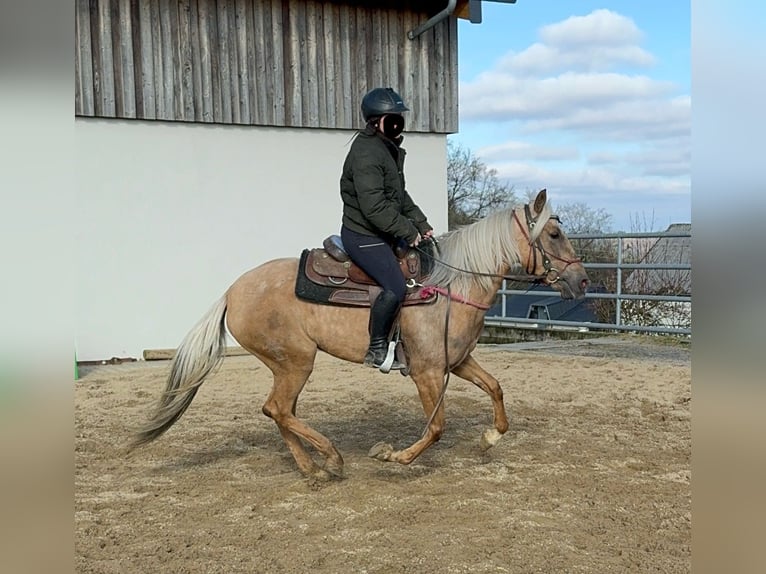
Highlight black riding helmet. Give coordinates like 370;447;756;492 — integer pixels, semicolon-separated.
361;87;409;121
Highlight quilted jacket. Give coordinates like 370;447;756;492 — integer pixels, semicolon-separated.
340;125;432;244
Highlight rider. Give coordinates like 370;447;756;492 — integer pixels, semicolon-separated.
339;87;434;370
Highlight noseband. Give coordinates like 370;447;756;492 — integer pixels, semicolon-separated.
511;205;581;285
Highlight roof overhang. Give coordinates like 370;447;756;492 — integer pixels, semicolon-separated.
456;0;517;24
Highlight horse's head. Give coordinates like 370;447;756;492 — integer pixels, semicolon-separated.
521;189;590;299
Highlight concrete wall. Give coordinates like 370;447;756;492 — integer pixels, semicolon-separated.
75;118;447;361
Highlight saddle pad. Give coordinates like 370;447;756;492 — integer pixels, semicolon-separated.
295;249;437;308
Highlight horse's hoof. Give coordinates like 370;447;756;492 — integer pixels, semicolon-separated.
306;469;333;486
368;442;394;461
323;459;345;479
480;428;503;451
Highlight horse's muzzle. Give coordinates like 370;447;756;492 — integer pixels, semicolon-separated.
553;271;589;300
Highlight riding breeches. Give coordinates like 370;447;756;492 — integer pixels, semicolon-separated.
340;226;406;301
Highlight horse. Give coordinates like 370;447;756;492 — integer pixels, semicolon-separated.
129;189;589;480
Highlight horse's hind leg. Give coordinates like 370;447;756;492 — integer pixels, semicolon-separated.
261;365;345;480
451;354;510;450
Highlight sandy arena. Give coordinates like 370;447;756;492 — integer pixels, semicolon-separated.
75;337;690;573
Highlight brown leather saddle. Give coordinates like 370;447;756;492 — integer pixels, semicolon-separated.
295;235;437;307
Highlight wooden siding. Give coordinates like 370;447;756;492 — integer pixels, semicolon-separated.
75;0;458;133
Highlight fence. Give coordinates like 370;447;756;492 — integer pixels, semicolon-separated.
485;228;692;337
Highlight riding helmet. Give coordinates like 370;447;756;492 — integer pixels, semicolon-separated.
361;87;409;121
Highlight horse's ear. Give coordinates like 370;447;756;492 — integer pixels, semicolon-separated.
533;188;547;216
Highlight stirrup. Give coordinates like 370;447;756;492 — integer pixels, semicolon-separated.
378;341;405;374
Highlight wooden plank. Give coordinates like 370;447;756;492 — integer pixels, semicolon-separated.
207;0;222;122
76;0;95;115
227;0;241;123
245;0;258;124
148;0;163;118
253;0;268;124
234;0;249;123
107;0;134;118
94;0;116;115
110;0;124;115
190;0;204;121
304;1;319;127
197;0;213;122
433;20;446;132
216;0;232;123
284;1;301;126
355;4;368;123
447;14;458;133
338;5;352;127
128;0;142;118
159;0;174;119
76;4;82;115
389;9;400;95
417;28;431;132
270;0;285;124
120;0;136;117
136;0;155;119
179;0;195;121
143;346;250;361
314;1;327;127
380;7;394;89
399;10;414;128
370;8;383;90
168;0;183;119
322;1;336;126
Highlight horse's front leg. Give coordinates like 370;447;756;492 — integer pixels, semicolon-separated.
368;371;446;465
451;353;509;450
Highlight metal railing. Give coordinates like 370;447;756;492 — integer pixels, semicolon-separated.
485;229;692;336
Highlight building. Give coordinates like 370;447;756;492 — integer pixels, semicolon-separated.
74;0;516;360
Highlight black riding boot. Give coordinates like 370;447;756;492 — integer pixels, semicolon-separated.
364;289;403;371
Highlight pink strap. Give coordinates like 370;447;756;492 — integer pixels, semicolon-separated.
420;285;491;310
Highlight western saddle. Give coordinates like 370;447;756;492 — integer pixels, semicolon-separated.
295;235;436;307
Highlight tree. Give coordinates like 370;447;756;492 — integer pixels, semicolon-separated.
553;202;613;235
447;141;518;229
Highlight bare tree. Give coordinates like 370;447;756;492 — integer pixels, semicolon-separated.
447;141;518;229
554;202;613;234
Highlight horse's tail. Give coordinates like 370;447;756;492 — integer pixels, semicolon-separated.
128;295;228;451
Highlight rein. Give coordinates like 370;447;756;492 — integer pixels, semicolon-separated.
416;205;580;286
419;285;490;310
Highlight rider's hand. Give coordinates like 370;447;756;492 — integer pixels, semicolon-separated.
422;229;434;240
409;233;422;247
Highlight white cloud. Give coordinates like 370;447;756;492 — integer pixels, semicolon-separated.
461;72;673;122
495;10;654;76
588;140;690;177
489;162;689;198
540;9;643;49
520;95;690;140
456;8;690;221
477;140;579;162
503;42;655;75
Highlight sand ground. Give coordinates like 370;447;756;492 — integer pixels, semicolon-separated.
75;337;690;573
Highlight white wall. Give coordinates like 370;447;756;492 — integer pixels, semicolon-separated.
75;118;447;360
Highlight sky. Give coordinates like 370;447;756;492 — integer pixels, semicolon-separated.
451;1;690;231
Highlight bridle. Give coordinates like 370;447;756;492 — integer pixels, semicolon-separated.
510;204;582;285
417;204;581;286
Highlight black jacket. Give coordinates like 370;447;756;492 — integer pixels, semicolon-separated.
340;125;432;244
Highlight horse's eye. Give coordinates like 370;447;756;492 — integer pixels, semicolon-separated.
550;230;560;239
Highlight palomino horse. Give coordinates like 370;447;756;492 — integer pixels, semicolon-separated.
130;189;589;480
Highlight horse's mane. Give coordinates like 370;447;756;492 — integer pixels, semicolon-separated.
427;199;552;295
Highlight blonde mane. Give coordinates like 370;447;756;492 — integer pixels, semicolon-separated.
427;199;552;295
